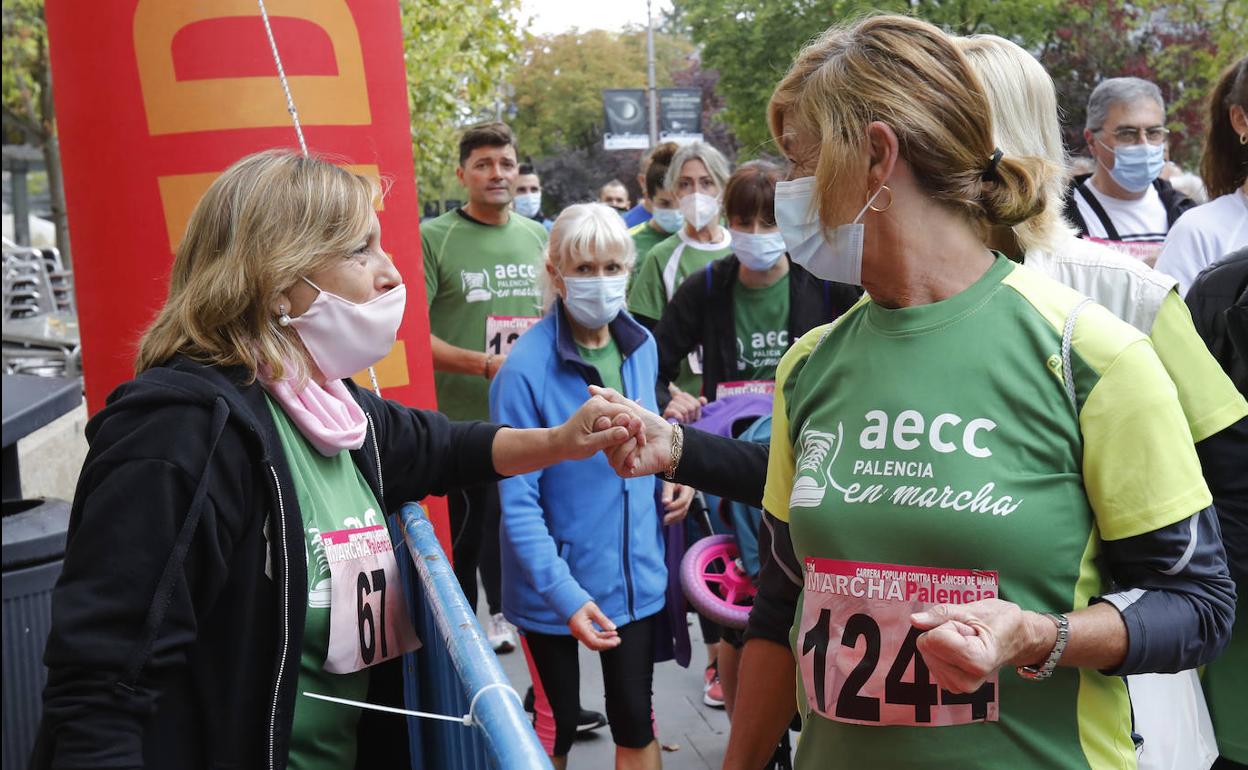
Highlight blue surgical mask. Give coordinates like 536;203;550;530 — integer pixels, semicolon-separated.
731;230;787;272
651;206;684;234
514;192;542;218
561;275;629;329
1098;140;1164;193
774;176;883;286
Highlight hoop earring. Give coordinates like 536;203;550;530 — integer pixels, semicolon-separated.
277;304;292;327
1239;132;1247;146
869;185;893;213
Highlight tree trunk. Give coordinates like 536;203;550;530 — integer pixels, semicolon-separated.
42;134;70;269
38;18;72;269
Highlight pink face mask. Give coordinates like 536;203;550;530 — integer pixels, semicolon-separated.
289;278;406;380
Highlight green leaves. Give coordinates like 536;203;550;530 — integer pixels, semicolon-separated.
508;28;694;160
401;0;525;201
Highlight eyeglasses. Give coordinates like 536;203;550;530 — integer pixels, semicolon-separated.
1096;125;1170;146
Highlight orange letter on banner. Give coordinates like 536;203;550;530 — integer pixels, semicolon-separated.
134;0;370;135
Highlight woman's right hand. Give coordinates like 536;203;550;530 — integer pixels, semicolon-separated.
568;601;621;651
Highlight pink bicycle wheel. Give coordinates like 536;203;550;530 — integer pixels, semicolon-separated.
680;535;755;629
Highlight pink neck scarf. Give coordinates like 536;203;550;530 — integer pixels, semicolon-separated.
262;370;367;457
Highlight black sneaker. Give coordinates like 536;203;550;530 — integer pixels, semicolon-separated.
522;686;608;732
576;709;607;733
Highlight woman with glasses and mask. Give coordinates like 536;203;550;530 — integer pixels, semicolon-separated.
491;203;691;770
32;151;643;770
1062;77;1195;266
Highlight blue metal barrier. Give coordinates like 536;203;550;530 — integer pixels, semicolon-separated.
399;503;552;770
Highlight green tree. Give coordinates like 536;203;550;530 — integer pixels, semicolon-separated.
674;0;1241;170
508;28;695;160
670;0;1067;155
3;0;71;264
401;0;525;206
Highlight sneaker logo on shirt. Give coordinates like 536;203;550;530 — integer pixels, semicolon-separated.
790;422;846;509
461;270;495;303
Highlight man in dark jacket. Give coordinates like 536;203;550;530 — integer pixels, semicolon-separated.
1063;77;1194;265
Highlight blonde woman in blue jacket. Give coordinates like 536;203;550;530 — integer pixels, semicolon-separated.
491;203;693;769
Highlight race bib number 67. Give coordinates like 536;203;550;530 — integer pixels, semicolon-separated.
799;558;1000;727
322;524;420;674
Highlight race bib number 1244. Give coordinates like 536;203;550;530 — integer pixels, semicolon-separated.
799;558;1000;727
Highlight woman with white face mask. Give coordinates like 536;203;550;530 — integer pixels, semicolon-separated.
714;16;1235;770
33;151;644;770
629;142;734;327
490;203;692;770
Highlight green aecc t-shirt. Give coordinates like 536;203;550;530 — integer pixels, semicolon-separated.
763;255;1210;769
267;396;387;770
422;209;548;421
732;273;790;383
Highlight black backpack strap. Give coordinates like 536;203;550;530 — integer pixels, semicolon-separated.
1074;181;1122;241
116;397;231;693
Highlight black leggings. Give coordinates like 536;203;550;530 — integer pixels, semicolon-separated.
448;482;503;615
522;613;658;756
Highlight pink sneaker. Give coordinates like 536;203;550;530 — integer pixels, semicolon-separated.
703;665;725;709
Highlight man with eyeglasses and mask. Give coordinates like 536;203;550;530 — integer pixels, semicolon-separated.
1064;77;1194;266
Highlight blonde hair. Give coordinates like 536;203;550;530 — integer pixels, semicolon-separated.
135;149;378;381
664;141;732;196
768;15;1056;232
957;34;1077;255
542;203;637;306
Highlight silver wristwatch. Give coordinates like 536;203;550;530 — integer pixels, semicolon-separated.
1016;612;1069;682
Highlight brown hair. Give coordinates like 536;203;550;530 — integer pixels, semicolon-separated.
723;161;783;226
135;150;378;381
1200;56;1248;198
643;141;680;199
768;15;1054;231
458;122;517;166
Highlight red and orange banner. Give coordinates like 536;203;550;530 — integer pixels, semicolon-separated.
46;0;433;412
47;1;449;543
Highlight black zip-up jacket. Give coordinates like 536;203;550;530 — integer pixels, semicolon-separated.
652;256;860;407
32;356;502;770
1063;172;1195;239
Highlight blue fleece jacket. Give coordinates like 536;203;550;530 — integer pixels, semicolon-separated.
490;301;666;634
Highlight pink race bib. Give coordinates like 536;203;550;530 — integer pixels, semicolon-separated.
715;380;775;400
798;558;1000;727
486;315;539;356
1085;237;1164;267
322;524;421;674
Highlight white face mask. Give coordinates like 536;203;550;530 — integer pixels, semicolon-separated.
289;278;406;380
774;176;883;286
561;275;629;329
514;192;542;218
731;230;787;272
651;206;684;234
679;192;721;230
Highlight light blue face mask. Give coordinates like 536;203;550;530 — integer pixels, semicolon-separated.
1098;140;1164;193
651;206;685;234
514;192;542;218
562;275;629;329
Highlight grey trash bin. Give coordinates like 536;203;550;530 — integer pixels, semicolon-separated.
3;498;71;770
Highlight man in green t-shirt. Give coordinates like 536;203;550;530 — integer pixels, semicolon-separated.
421;122;547;655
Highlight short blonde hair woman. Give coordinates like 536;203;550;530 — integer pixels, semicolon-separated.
719;15;1233;770
34;151;640;769
493;202;689;770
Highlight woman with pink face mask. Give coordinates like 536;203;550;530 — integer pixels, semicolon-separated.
32;150;643;770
